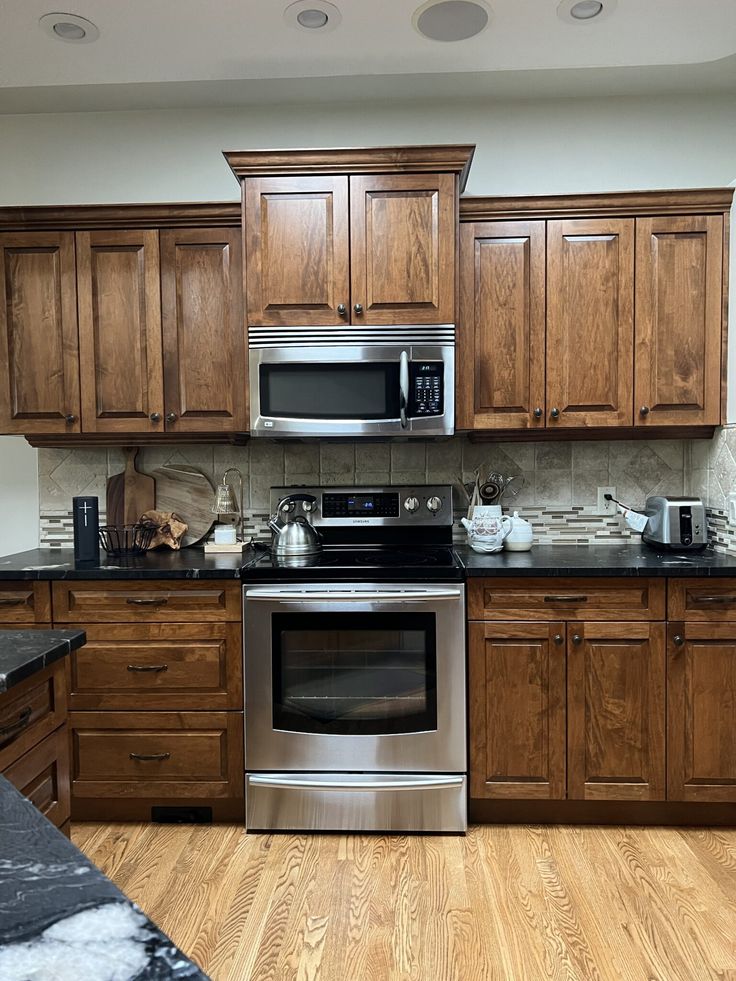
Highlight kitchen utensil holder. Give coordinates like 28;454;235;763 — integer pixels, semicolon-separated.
99;524;155;557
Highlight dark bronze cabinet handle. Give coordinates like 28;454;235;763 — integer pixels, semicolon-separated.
572;634;582;645
129;752;170;762
544;595;587;603
353;303;363;315
126;597;168;606
65;414;77;424
127;664;169;673
166;411;178;423
550;407;560;419
639;405;650;417
533;407;543;419
693;595;736;604
0;597;26;607
553;633;563;645
0;706;32;744
673;634;684;647
337;303;347;316
150;412;161;423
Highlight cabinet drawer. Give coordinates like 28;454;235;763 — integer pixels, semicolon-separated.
0;582;51;624
468;577;665;621
3;725;71;829
70;622;242;710
668;579;736;621
52;580;241;622
70;711;243;800
0;660;67;771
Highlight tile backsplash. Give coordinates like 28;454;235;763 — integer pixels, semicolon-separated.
38;435;691;548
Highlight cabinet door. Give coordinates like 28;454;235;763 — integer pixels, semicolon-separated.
77;230;163;433
567;621;665;801
350;173;455;325
245;176;349;327
547;219;634;428
458;221;545;430
635;216;723;426
160;228;246;432
668;622;736;802
0;232;80;434
469;621;566;799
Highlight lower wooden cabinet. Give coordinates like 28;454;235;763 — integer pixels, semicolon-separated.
3;725;71;830
0;660;67;772
567;621;665;801
667;622;736;802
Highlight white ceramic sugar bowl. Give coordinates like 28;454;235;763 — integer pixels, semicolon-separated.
503;511;533;551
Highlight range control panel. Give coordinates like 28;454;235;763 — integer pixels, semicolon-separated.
409;363;444;417
271;485;453;526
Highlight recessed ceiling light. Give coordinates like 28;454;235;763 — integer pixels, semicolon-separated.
284;0;341;32
39;12;100;43
413;0;490;42
557;0;616;24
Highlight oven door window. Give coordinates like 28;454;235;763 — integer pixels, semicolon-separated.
260;363;400;420
272;612;437;736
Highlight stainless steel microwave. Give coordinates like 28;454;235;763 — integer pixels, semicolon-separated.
248;326;455;437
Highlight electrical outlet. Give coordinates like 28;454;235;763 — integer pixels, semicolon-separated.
597;486;617;516
728;492;736;527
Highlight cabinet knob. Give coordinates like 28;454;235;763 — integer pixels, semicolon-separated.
65;413;77;425
640;405;650;417
550;407;560;420
572;633;582;645
166;412;178;424
150;412;161;423
533;407;543;419
353;303;363;315
337;303;347;316
673;634;684;647
553;633;563;645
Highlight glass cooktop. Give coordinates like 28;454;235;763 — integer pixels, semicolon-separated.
243;544;463;581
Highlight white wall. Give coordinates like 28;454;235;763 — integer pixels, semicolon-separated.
0;437;39;555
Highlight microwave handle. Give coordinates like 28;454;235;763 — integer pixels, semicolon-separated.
399;350;409;429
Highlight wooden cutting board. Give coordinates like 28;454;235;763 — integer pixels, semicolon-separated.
106;448;156;526
152;465;216;547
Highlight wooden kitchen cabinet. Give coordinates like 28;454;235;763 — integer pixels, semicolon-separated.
469;620;566;800
458;220;546;430
567;621;665;801
76;229;164;434
0;232;81;434
0;582;52;624
667;622;736;803
230;146;474;328
635;215;723;427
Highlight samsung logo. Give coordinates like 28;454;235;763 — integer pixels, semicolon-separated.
351;519;370;524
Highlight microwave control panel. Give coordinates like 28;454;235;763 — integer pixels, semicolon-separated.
409;363;444;417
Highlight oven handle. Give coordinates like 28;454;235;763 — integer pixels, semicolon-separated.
245;588;463;601
248;774;464;792
399;350;409;430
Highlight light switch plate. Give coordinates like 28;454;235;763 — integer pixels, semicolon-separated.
597;486;616;516
728;492;736;526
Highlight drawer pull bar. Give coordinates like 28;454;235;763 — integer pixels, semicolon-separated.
0;706;32;744
692;595;736;604
0;598;26;607
126;664;169;673
129;752;171;762
126;597;169;606
544;595;588;603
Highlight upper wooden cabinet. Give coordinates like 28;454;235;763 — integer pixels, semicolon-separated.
0;232;80;434
635;215;723;427
225;145;474;328
459;189;732;433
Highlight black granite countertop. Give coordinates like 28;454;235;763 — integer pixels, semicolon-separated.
0;629;85;693
456;543;736;577
0;776;209;980
0;548;245;580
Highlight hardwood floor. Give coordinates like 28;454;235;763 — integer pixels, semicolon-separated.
72;822;736;981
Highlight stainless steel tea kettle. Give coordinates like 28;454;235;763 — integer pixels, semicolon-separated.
268;493;322;557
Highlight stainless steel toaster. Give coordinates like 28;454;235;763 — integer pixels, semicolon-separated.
642;496;707;551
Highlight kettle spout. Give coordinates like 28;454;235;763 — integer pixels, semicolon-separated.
460;517;472;531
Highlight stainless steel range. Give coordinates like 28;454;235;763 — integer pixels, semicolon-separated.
243;484;466;833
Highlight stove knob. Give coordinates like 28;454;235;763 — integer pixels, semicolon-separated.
426;496;443;514
404;496;420;514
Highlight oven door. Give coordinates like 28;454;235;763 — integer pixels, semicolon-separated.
248;328;454;437
243;582;465;774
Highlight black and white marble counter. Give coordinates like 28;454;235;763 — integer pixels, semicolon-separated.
0;547;244;580
0;776;209;980
0;629;86;693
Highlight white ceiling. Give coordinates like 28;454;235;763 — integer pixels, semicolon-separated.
0;0;735;111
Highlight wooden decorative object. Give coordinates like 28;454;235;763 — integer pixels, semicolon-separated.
139;510;188;551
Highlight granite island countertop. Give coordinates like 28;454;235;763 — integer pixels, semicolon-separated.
0;629;86;693
456;543;736;577
0;547;245;580
0;776;209;981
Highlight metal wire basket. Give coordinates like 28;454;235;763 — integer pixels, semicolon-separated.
98;523;155;557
